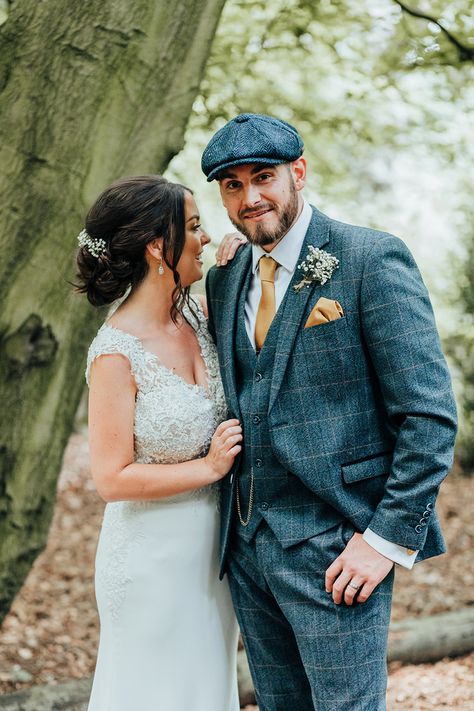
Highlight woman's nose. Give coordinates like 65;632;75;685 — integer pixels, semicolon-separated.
201;230;211;245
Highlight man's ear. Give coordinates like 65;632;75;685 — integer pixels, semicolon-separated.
290;157;306;191
145;237;163;261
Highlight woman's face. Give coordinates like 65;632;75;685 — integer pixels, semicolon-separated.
175;191;211;288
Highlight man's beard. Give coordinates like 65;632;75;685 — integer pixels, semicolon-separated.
229;181;299;247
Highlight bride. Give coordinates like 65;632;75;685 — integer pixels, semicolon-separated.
75;175;242;710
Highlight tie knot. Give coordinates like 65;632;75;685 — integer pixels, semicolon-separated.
259;256;278;283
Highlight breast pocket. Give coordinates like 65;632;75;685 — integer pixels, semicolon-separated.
301;316;351;383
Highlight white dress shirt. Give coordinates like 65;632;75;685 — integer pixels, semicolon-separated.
244;199;417;569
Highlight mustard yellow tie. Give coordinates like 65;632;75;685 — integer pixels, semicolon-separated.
255;256;278;351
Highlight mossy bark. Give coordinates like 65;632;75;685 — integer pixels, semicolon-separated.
0;0;226;623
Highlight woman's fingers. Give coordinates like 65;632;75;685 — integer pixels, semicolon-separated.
211;421;242;457
224;434;243;452
223;234;247;265
216;232;247;266
227;444;242;457
214;419;240;437
220;425;242;441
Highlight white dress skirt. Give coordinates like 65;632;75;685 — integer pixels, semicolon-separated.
85;303;239;711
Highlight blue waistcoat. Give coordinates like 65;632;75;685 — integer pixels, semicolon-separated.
233;261;344;544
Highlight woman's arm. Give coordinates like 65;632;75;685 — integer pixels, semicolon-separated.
88;354;241;502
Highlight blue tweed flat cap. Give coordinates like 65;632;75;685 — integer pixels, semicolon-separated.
201;113;304;182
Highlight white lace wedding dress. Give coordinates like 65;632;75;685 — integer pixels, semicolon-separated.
85;300;239;711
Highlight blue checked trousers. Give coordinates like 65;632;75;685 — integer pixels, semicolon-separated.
227;520;394;711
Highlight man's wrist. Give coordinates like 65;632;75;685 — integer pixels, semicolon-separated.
363;528;418;569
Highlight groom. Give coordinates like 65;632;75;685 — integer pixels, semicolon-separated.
202;113;457;710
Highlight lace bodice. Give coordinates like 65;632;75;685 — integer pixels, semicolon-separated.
85;298;227;477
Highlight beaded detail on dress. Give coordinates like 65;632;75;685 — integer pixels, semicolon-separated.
85;298;227;503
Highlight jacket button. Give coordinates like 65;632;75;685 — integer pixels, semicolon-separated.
252;415;261;424
260;502;269;510
422;510;431;517
255;372;263;382
419;520;427;526
255;459;263;468
426;503;433;511
415;524;423;533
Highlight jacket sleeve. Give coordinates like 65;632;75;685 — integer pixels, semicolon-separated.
359;233;457;551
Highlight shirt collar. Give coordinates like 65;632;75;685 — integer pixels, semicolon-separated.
252;199;312;274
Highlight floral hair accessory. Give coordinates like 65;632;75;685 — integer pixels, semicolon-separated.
77;229;107;258
293;246;339;293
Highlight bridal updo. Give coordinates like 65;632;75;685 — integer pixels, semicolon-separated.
75;175;192;319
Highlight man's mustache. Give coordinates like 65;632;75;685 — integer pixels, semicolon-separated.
238;203;276;220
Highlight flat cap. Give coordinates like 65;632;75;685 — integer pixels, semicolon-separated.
201;113;304;182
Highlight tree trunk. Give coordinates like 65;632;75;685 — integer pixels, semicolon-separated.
0;0;226;623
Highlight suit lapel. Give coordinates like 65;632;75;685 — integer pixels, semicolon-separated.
218;246;252;418
268;207;331;413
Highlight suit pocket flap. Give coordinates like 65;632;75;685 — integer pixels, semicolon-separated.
341;453;392;484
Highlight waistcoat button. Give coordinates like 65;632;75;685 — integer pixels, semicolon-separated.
255;372;263;382
260;502;269;510
252;415;261;424
255;459;263;468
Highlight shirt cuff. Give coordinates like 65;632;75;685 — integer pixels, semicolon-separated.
363;528;418;569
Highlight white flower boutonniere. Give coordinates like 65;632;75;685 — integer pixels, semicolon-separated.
293;246;339;293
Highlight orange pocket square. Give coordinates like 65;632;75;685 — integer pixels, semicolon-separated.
304;297;344;329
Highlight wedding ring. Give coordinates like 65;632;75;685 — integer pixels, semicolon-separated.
348;582;360;590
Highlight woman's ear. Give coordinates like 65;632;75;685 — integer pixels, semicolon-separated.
145;237;163;262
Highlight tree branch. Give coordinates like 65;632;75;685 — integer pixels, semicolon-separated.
394;0;474;62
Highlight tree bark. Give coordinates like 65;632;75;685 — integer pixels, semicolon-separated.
0;0;226;623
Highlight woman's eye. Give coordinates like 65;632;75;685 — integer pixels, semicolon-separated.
192;223;201;232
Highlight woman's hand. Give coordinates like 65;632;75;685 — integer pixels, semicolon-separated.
216;232;248;266
205;419;242;480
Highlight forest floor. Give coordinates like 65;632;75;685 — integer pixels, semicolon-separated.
0;432;473;709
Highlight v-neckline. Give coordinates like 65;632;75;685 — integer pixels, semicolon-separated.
101;316;211;397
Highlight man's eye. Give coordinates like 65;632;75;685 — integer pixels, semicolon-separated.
226;182;240;190
257;173;272;181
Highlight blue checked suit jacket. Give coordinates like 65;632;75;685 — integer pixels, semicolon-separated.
206;206;457;575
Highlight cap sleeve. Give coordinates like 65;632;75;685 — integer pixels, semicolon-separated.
85;326;143;387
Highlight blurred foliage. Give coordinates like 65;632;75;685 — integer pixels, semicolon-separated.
188;0;473;206
171;0;474;468
445;210;474;472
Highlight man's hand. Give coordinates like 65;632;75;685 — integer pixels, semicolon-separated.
325;532;394;606
216;232;248;266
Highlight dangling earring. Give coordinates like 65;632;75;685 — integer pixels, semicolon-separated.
158;258;164;276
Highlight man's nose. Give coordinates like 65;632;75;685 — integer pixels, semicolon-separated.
242;183;262;207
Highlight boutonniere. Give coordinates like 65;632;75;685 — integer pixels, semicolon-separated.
293;246;339;293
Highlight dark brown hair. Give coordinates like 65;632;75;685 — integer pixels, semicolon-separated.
75;175;197;325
